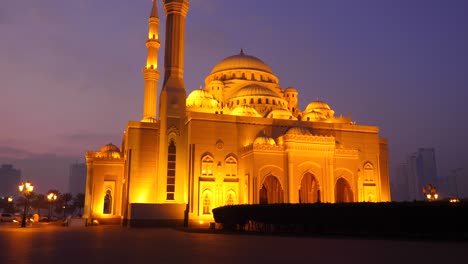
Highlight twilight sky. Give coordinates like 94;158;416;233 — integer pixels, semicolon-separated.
1;0;467;194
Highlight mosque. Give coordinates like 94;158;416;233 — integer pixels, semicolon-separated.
83;0;390;226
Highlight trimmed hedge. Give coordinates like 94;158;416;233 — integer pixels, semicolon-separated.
212;202;468;240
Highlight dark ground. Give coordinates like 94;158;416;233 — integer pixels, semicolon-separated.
0;222;467;264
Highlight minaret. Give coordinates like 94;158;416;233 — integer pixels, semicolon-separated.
160;0;189;118
157;0;189;203
142;0;161;122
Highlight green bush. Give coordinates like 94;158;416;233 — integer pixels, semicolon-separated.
212;202;468;240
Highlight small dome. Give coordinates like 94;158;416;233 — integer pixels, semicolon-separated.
230;105;262;117
284;87;298;93
304;100;332;113
285;127;312;136
230;85;279;99
266;108;297;120
187;89;213;100
210;50;273;74
186;89;219;109
209;80;224;86
99;143;122;158
254;135;276;145
303;100;335;122
100;143;120;153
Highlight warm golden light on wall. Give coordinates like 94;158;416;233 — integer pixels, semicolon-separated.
148;33;159;40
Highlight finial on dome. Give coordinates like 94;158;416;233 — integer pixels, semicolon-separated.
240;48;244;55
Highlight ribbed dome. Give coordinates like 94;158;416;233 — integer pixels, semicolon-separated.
266;108;297;120
230;105;262;117
186;89;219;110
210;50;273;74
304;100;332;113
100;143;120;153
230;85;279;99
285;127;312;136
254;135;276;145
187;89;213;100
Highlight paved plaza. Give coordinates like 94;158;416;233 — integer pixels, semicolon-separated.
0;223;467;264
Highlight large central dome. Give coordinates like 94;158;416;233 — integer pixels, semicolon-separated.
210;50;273;74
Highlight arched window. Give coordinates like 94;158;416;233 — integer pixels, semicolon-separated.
250;98;254;104
226;190;236;205
258;98;262;104
237;100;240;105
266;98;269;104
103;189;112;214
201;155;214;176
364;162;374;181
166;139;176;200
225;156;237;177
202;190;212;215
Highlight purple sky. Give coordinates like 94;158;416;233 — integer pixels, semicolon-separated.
1;0;467;194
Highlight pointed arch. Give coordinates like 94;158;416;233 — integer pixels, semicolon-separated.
299;172;319;203
335;178;353;203
259;175;283;204
103;189;113;215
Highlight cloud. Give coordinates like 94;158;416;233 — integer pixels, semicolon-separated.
0;146;38;159
62;131;120;144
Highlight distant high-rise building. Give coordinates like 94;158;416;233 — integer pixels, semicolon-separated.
69;163;86;195
441;168;467;199
416;148;438;189
0;164;21;197
393;148;439;201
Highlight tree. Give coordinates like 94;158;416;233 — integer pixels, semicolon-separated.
73;193;85;216
60;193;73;218
30;194;48;215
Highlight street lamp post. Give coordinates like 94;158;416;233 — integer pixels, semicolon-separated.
18;181;34;228
47;192;57;222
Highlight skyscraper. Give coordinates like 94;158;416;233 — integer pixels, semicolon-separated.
0;164;21;197
393;148;438;201
69;162;86;196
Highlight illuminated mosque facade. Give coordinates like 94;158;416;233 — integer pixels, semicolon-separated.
83;0;390;226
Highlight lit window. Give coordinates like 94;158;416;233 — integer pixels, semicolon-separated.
225;156;237;177
226;191;236;205
201;155;214;176
203;191;211;215
166;139;176;200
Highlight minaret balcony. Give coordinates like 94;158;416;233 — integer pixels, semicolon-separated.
146;39;160;48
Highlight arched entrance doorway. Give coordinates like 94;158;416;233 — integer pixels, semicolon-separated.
299;172;319;203
335;178;353;203
259;175;284;204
